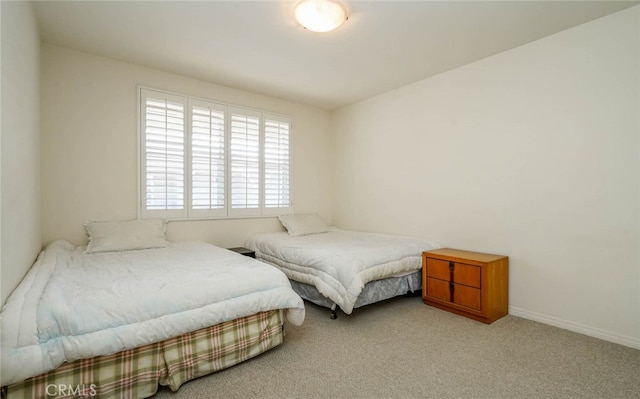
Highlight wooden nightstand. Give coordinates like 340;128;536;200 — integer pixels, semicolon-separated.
422;248;509;324
228;247;256;258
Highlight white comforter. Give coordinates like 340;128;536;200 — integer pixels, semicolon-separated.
246;229;438;314
0;240;305;386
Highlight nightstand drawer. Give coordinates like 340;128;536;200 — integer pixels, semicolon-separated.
426;258;480;288
426;277;450;302
452;263;480;288
425;258;450;280
426;277;481;311
453;284;481;310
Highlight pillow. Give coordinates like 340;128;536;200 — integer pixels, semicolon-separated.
278;213;329;236
84;219;168;253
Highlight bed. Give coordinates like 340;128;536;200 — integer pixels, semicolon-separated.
1;219;305;399
245;214;439;319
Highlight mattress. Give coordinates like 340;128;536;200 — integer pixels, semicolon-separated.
246;228;438;314
1;240;304;386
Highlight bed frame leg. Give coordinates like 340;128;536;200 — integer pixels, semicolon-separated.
330;304;338;319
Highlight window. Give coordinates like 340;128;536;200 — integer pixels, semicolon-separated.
139;88;292;219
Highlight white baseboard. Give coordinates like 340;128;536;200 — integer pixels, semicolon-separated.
508;306;640;350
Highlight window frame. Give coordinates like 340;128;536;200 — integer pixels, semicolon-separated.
137;86;293;220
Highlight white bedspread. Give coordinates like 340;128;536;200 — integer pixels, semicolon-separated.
0;240;305;386
246;229;438;314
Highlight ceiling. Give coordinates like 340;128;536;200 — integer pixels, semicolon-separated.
33;0;639;110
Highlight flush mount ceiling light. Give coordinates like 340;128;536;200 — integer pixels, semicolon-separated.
294;0;348;33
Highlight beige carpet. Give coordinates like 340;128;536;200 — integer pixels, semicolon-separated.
152;295;640;398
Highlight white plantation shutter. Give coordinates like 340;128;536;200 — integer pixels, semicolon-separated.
190;99;227;217
229;108;261;216
139;87;292;219
141;89;187;218
263;115;291;213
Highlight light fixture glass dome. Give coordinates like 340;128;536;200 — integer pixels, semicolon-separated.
294;0;348;33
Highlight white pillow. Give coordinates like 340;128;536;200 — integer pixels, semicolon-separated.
85;219;168;253
278;213;329;236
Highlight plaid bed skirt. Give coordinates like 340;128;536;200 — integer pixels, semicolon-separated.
2;310;284;399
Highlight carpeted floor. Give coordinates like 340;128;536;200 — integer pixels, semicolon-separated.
151;295;640;398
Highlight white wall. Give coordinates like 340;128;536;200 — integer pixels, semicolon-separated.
1;1;41;305
41;44;333;248
332;7;640;348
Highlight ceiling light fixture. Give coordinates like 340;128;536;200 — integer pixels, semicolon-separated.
293;0;348;33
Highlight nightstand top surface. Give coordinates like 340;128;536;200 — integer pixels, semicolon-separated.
228;247;254;254
424;248;507;263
